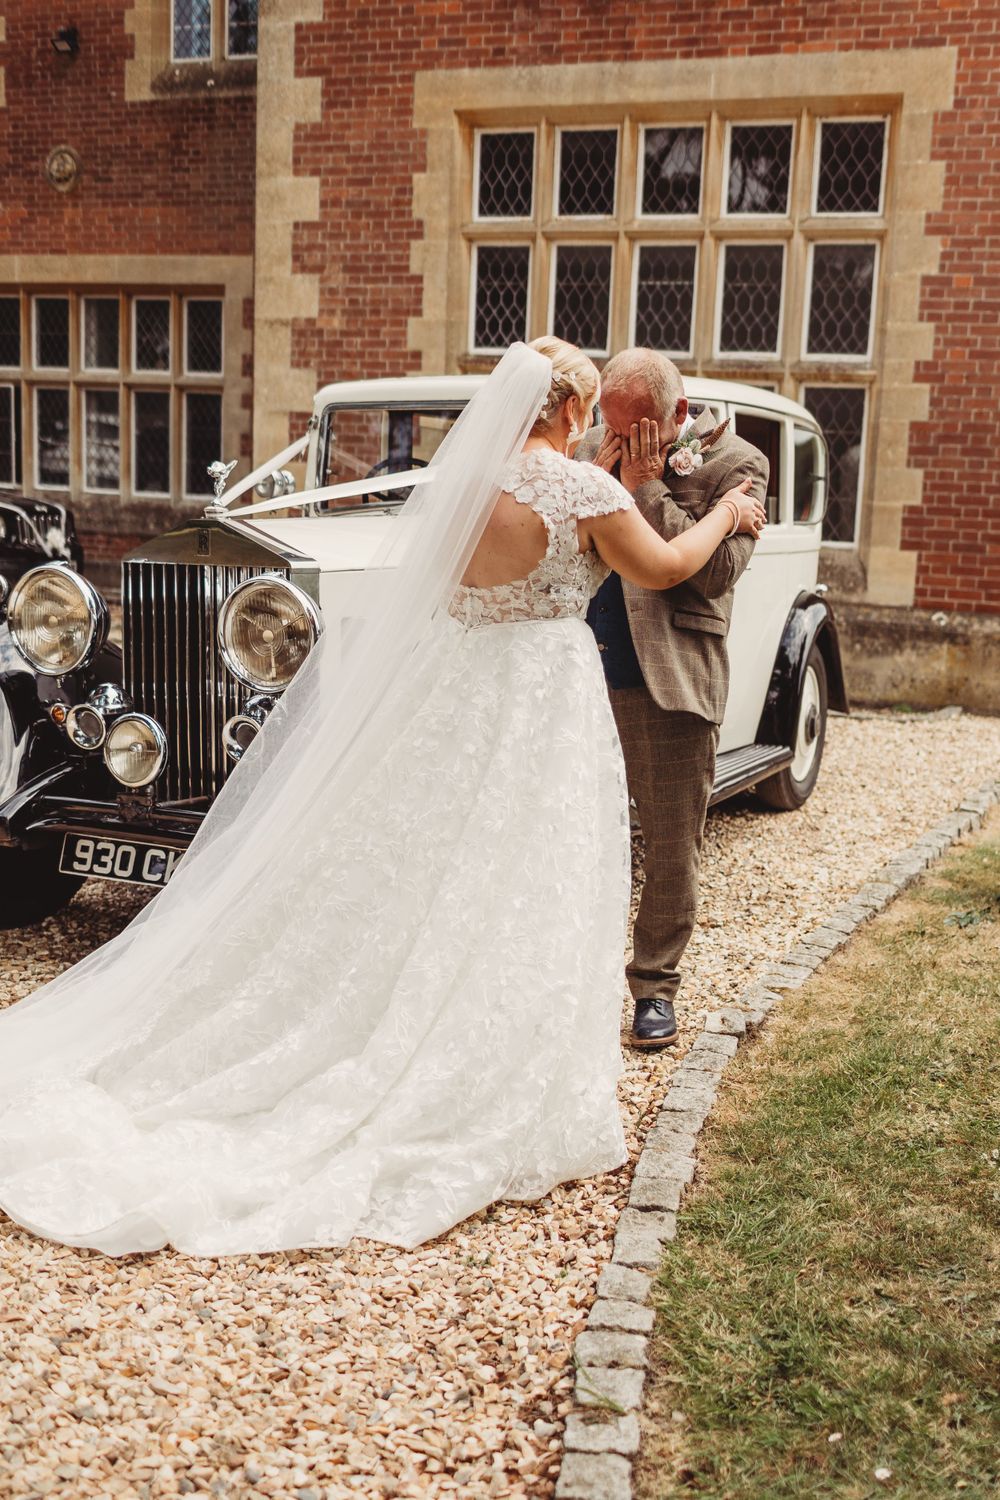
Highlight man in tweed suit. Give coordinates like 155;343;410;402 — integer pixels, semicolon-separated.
577;349;768;1049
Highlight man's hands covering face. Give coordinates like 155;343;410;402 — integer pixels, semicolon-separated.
591;418;665;496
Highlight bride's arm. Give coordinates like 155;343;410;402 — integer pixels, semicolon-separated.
584;480;764;590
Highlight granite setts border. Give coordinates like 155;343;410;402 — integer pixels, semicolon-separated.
555;778;1000;1500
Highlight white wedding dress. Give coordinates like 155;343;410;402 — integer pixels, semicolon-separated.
0;441;635;1256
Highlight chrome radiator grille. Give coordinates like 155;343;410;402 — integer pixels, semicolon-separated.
122;561;287;802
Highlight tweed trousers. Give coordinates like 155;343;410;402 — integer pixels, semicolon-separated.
609;689;718;1006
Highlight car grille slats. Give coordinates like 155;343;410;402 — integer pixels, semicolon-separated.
122;560;284;802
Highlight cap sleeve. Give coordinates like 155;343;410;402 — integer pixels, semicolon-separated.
573;463;634;520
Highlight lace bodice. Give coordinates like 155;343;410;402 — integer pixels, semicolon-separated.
449;449;633;627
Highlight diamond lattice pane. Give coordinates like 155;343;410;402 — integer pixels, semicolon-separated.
472;245;530;350
633;244;697;353
134;391;171;494
228;0;257;56
806;243;876;356
36;388;70;487
83;298;119;370
174;0;212;59
34;298;69;368
718;244;784;353
802;385;866;544
0;386;14;485
641;127;703;216
134;299;171;372
477;132;534;219
186;300;223;373
0;298;20;367
557;130;618;217
185;392;223;496
84;389;120;491
816;121;885;215
552;245;613;352
727;124;793;214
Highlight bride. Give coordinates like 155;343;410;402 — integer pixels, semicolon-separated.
0;338;763;1256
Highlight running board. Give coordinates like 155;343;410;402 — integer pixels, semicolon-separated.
709;743;792;806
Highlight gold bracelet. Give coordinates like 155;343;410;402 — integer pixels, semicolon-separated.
718;498;740;537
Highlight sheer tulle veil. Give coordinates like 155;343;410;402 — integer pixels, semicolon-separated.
0;342;553;1089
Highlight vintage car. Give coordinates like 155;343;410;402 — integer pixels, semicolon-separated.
0;496;82;591
0;375;846;927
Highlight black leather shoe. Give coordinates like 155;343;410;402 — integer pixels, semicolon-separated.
629;998;679;1050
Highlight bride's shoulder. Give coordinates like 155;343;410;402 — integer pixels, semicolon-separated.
566;458;634;520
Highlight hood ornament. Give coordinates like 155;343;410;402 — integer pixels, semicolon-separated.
203;458;239;516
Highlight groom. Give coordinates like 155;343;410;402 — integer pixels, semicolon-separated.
577;349;768;1049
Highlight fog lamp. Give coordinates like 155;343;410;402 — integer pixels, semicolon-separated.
103;714;168;788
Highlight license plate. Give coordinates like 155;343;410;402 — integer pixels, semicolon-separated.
58;833;184;888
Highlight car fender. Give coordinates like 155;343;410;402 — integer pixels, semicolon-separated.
0;627;123;812
755;592;849;749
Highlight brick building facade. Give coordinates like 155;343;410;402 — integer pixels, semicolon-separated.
2;1;998;706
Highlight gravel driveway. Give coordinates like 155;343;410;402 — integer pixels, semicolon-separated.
2;710;999;1499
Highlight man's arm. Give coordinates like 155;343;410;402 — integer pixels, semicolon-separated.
634;448;768;600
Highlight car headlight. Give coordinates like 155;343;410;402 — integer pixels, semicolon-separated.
7;565;108;674
103;714;168;788
218;576;321;691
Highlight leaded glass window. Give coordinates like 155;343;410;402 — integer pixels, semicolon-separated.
134;299;171;372
185;392;223;496
557;130;618;217
476;132;534;219
633;244;697;354
34;298;70;369
718;244;784;354
816;121;886;215
552;245;613;353
83;298;119;371
471;245;530;351
185;298;223;374
0;385;14;486
641;127;703;216
0;299;20;367
85;389;120;491
134;391;171;494
35;388;70;488
806;243;877;357
802;385;866;544
726;123;793;215
173;0;212;60
227;0;257;57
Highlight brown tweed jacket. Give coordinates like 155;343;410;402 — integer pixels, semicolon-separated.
577;406;769;725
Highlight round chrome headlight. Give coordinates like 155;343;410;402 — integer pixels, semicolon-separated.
66;703;107;750
7;566;108;674
218;576;321;692
103;714;168;788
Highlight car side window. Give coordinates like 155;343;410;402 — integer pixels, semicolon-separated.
731;410;782;525
793;425;826;525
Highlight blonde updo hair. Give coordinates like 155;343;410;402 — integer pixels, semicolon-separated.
527;336;600;437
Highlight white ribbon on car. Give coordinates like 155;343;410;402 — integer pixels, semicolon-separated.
216;433;311;509
226;467;434;519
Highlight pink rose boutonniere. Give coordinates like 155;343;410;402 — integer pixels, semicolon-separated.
667;418;731;476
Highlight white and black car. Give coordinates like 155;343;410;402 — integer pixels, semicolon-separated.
0;375;846;927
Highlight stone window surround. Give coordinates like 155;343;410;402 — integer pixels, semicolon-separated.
0;255;252;534
408;48;956;610
126;0;256;103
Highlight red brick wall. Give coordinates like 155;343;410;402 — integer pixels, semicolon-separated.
0;2;255;258
290;0;1000;616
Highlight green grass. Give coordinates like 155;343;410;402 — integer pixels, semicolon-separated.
636;829;1000;1500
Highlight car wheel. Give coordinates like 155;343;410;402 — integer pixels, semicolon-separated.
756;644;828;811
0;847;84;928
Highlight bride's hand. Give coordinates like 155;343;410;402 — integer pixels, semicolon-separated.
721;479;767;539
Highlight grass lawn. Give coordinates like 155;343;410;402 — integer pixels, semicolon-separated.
635;818;1000;1500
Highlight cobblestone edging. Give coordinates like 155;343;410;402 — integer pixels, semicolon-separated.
555;778;1000;1500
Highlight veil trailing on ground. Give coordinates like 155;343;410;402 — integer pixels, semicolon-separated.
0;342;552;1090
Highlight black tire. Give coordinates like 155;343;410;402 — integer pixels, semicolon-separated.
0;846;84;928
756;644;828;811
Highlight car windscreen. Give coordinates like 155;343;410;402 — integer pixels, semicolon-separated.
319;406;464;503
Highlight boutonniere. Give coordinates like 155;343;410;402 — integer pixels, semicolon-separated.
667;418;730;476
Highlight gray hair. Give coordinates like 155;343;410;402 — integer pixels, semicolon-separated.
599;348;685;426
